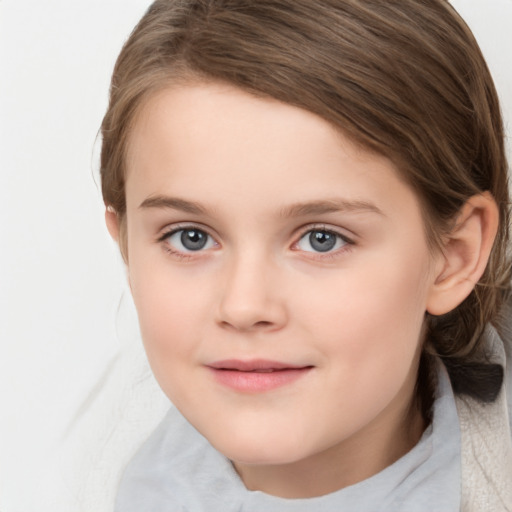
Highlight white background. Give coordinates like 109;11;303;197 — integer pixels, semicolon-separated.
0;1;511;510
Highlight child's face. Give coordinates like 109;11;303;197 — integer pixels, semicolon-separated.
122;82;441;488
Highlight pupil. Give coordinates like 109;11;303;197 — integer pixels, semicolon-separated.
181;229;207;251
309;231;336;252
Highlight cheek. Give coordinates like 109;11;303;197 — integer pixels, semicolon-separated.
128;259;209;375
294;265;429;441
296;249;431;383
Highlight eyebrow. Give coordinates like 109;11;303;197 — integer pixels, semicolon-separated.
279;199;383;218
139;195;383;218
139;195;208;215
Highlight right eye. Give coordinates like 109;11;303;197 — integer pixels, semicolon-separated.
164;228;216;253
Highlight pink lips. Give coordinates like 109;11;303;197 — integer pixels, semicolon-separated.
207;359;313;392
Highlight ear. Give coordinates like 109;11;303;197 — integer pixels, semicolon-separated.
105;207;120;242
426;192;499;316
105;208;130;265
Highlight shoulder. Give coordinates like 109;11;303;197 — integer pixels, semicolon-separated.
455;295;512;511
114;407;203;510
114;406;242;511
494;292;512;431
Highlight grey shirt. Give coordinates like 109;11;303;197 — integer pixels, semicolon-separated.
115;362;461;511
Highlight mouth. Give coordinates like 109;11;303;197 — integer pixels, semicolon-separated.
206;359;314;392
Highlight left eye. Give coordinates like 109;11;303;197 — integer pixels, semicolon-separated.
296;229;347;253
166;228;215;252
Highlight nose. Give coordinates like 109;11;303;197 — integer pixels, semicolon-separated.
216;252;288;333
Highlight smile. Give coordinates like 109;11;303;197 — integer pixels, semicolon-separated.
206;359;314;392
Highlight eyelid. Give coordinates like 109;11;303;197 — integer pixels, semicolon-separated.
294;223;356;245
156;222;218;243
156;223;221;261
291;223;356;259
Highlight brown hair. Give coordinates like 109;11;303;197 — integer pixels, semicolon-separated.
101;0;511;405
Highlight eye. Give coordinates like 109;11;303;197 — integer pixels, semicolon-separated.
296;229;348;253
165;228;216;253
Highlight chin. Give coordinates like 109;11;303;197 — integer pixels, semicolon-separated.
210;430;312;466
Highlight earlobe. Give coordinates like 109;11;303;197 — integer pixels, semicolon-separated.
105;207;120;242
426;192;499;316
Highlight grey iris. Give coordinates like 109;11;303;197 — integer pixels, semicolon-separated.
310;231;336;252
181;229;208;251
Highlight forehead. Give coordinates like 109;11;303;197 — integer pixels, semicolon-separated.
124;82;422;225
126;81;357;174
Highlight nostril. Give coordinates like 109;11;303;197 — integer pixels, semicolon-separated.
219;318;277;332
254;321;273;328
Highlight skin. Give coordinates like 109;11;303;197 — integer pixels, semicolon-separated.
109;82;497;498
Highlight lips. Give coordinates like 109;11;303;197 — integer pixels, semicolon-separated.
207;359;313;392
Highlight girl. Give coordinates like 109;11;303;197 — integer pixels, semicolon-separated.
100;0;512;510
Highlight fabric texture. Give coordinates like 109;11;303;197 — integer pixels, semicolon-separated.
455;316;512;511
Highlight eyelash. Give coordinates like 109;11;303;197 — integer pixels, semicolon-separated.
293;225;355;260
157;224;218;261
156;224;355;261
